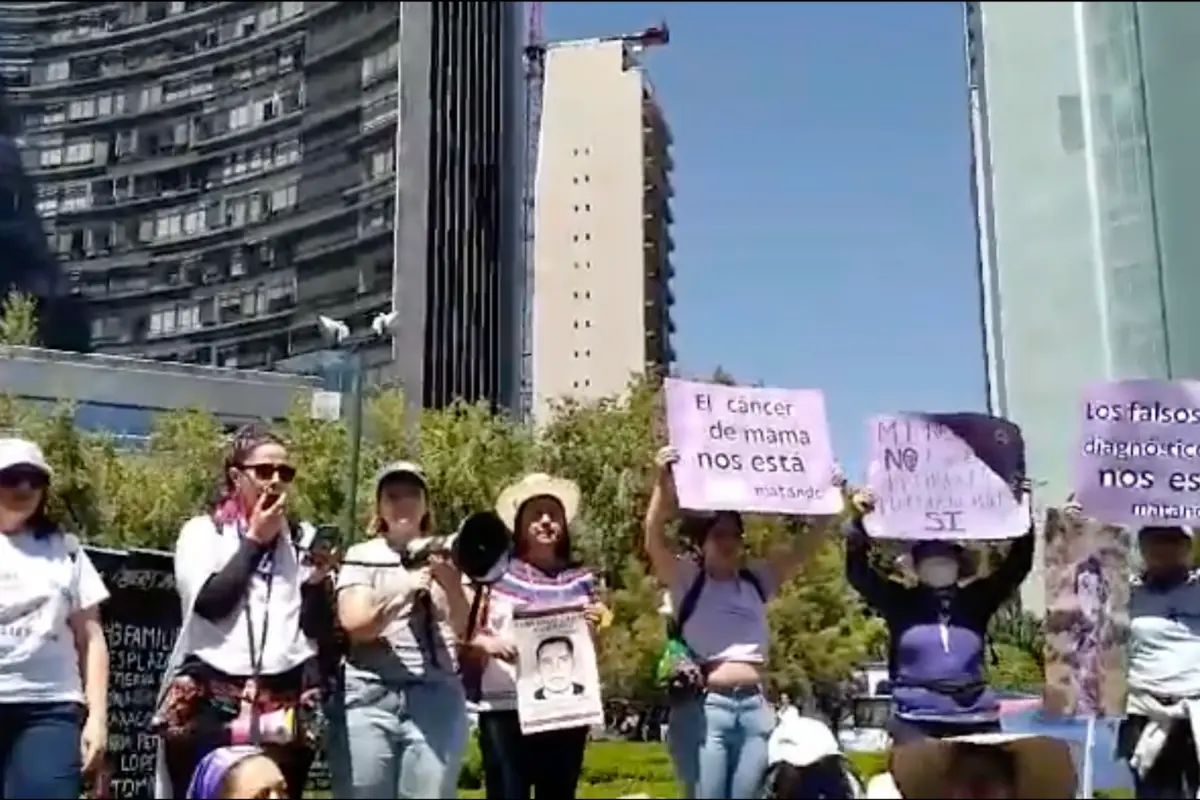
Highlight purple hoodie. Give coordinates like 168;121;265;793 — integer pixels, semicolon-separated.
844;518;1034;724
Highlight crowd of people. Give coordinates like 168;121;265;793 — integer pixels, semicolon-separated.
0;422;1199;799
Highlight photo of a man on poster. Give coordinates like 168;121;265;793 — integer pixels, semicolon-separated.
532;636;586;700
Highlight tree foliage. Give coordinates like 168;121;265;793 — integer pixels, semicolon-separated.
0;296;1024;701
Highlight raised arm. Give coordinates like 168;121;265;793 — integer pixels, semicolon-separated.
644;446;682;587
763;464;848;586
843;490;905;613
970;478;1036;615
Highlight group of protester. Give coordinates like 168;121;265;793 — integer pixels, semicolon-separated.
0;422;1198;799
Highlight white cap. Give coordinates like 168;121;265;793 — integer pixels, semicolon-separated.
374;460;426;490
0;439;51;478
767;707;842;767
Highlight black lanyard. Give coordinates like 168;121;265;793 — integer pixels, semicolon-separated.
238;519;274;746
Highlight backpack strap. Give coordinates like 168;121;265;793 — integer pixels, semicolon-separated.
738;567;767;603
668;563;707;640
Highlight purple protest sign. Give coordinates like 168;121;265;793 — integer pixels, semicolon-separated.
663;378;843;515
864;412;1028;540
1075;380;1200;526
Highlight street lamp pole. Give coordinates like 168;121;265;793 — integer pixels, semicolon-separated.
341;347;364;540
318;312;400;539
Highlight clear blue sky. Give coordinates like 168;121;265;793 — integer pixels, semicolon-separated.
547;2;987;477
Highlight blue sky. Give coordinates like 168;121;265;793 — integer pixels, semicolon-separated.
547;2;986;476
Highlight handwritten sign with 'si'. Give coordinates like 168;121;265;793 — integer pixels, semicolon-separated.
864;412;1028;541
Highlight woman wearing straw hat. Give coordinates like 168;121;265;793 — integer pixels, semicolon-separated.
467;472;611;799
645;447;845;800
883;732;1076;799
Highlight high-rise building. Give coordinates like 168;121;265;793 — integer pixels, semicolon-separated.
530;36;674;422
0;75;89;351
0;1;524;410
966;2;1200;612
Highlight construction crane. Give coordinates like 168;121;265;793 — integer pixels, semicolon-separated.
518;0;544;423
517;8;670;423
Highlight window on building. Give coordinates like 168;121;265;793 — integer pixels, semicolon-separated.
46;61;69;83
1057;95;1084;153
68;98;96;120
39;147;64;167
65;139;94;164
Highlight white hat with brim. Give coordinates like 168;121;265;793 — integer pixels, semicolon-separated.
495;473;580;533
0;439;52;479
374;460;427;491
890;732;1077;799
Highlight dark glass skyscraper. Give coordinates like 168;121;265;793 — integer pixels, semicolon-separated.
0;1;524;409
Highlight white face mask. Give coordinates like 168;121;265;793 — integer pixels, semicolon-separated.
916;556;959;588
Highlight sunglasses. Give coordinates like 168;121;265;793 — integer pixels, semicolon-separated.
0;467;48;490
240;463;297;483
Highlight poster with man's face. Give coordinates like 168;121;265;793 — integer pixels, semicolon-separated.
512;605;603;735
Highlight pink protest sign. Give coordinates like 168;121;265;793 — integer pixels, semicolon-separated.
663;378;843;515
864;412;1028;540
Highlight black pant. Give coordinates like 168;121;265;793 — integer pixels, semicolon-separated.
1119;714;1200;798
477;711;588;799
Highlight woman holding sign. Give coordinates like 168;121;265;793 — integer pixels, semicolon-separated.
467;473;611;800
1091;502;1200;798
645;447;843;800
843;482;1034;744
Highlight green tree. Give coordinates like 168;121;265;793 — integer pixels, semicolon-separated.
0;295;890;704
0;290;38;346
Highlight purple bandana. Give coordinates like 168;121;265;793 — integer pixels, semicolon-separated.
186;746;263;799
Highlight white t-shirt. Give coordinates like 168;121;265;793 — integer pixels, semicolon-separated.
1129;572;1200;699
0;531;109;703
173;515;315;676
336;537;459;682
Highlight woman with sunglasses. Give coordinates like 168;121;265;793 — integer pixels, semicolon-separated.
645;447;843;800
0;438;110;798
155;425;336;799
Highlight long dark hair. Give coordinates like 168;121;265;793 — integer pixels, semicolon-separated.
211;424;285;520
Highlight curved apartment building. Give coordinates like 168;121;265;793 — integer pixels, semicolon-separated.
0;1;525;409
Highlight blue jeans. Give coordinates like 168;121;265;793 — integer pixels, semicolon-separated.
0;702;83;799
668;687;773;799
343;674;468;799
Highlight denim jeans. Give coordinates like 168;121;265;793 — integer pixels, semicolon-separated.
667;687;773;799
343;674;468;799
0;702;83;799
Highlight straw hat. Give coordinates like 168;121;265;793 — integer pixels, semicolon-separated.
889;732;1076;799
494;473;580;533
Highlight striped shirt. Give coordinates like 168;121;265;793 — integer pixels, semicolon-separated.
475;558;596;711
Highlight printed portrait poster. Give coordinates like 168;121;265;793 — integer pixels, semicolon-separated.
663;378;843;516
512;605;603;735
1042;508;1131;719
1076;379;1200;527
864;412;1028;541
